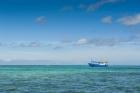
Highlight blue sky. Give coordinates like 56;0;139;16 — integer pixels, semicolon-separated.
0;0;140;65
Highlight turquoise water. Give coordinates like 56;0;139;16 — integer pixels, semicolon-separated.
0;65;140;93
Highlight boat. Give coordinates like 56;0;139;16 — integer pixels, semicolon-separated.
88;58;108;67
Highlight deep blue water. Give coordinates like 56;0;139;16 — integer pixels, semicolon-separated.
0;65;140;93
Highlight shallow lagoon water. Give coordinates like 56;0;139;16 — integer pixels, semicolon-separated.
0;65;140;93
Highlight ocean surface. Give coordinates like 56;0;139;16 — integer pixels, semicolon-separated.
0;65;140;93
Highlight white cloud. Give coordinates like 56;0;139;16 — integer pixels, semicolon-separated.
1;41;43;48
74;36;138;47
117;14;140;26
76;38;90;45
18;41;42;47
101;16;112;24
62;0;123;12
53;46;63;50
0;35;139;49
35;16;47;24
87;0;119;11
